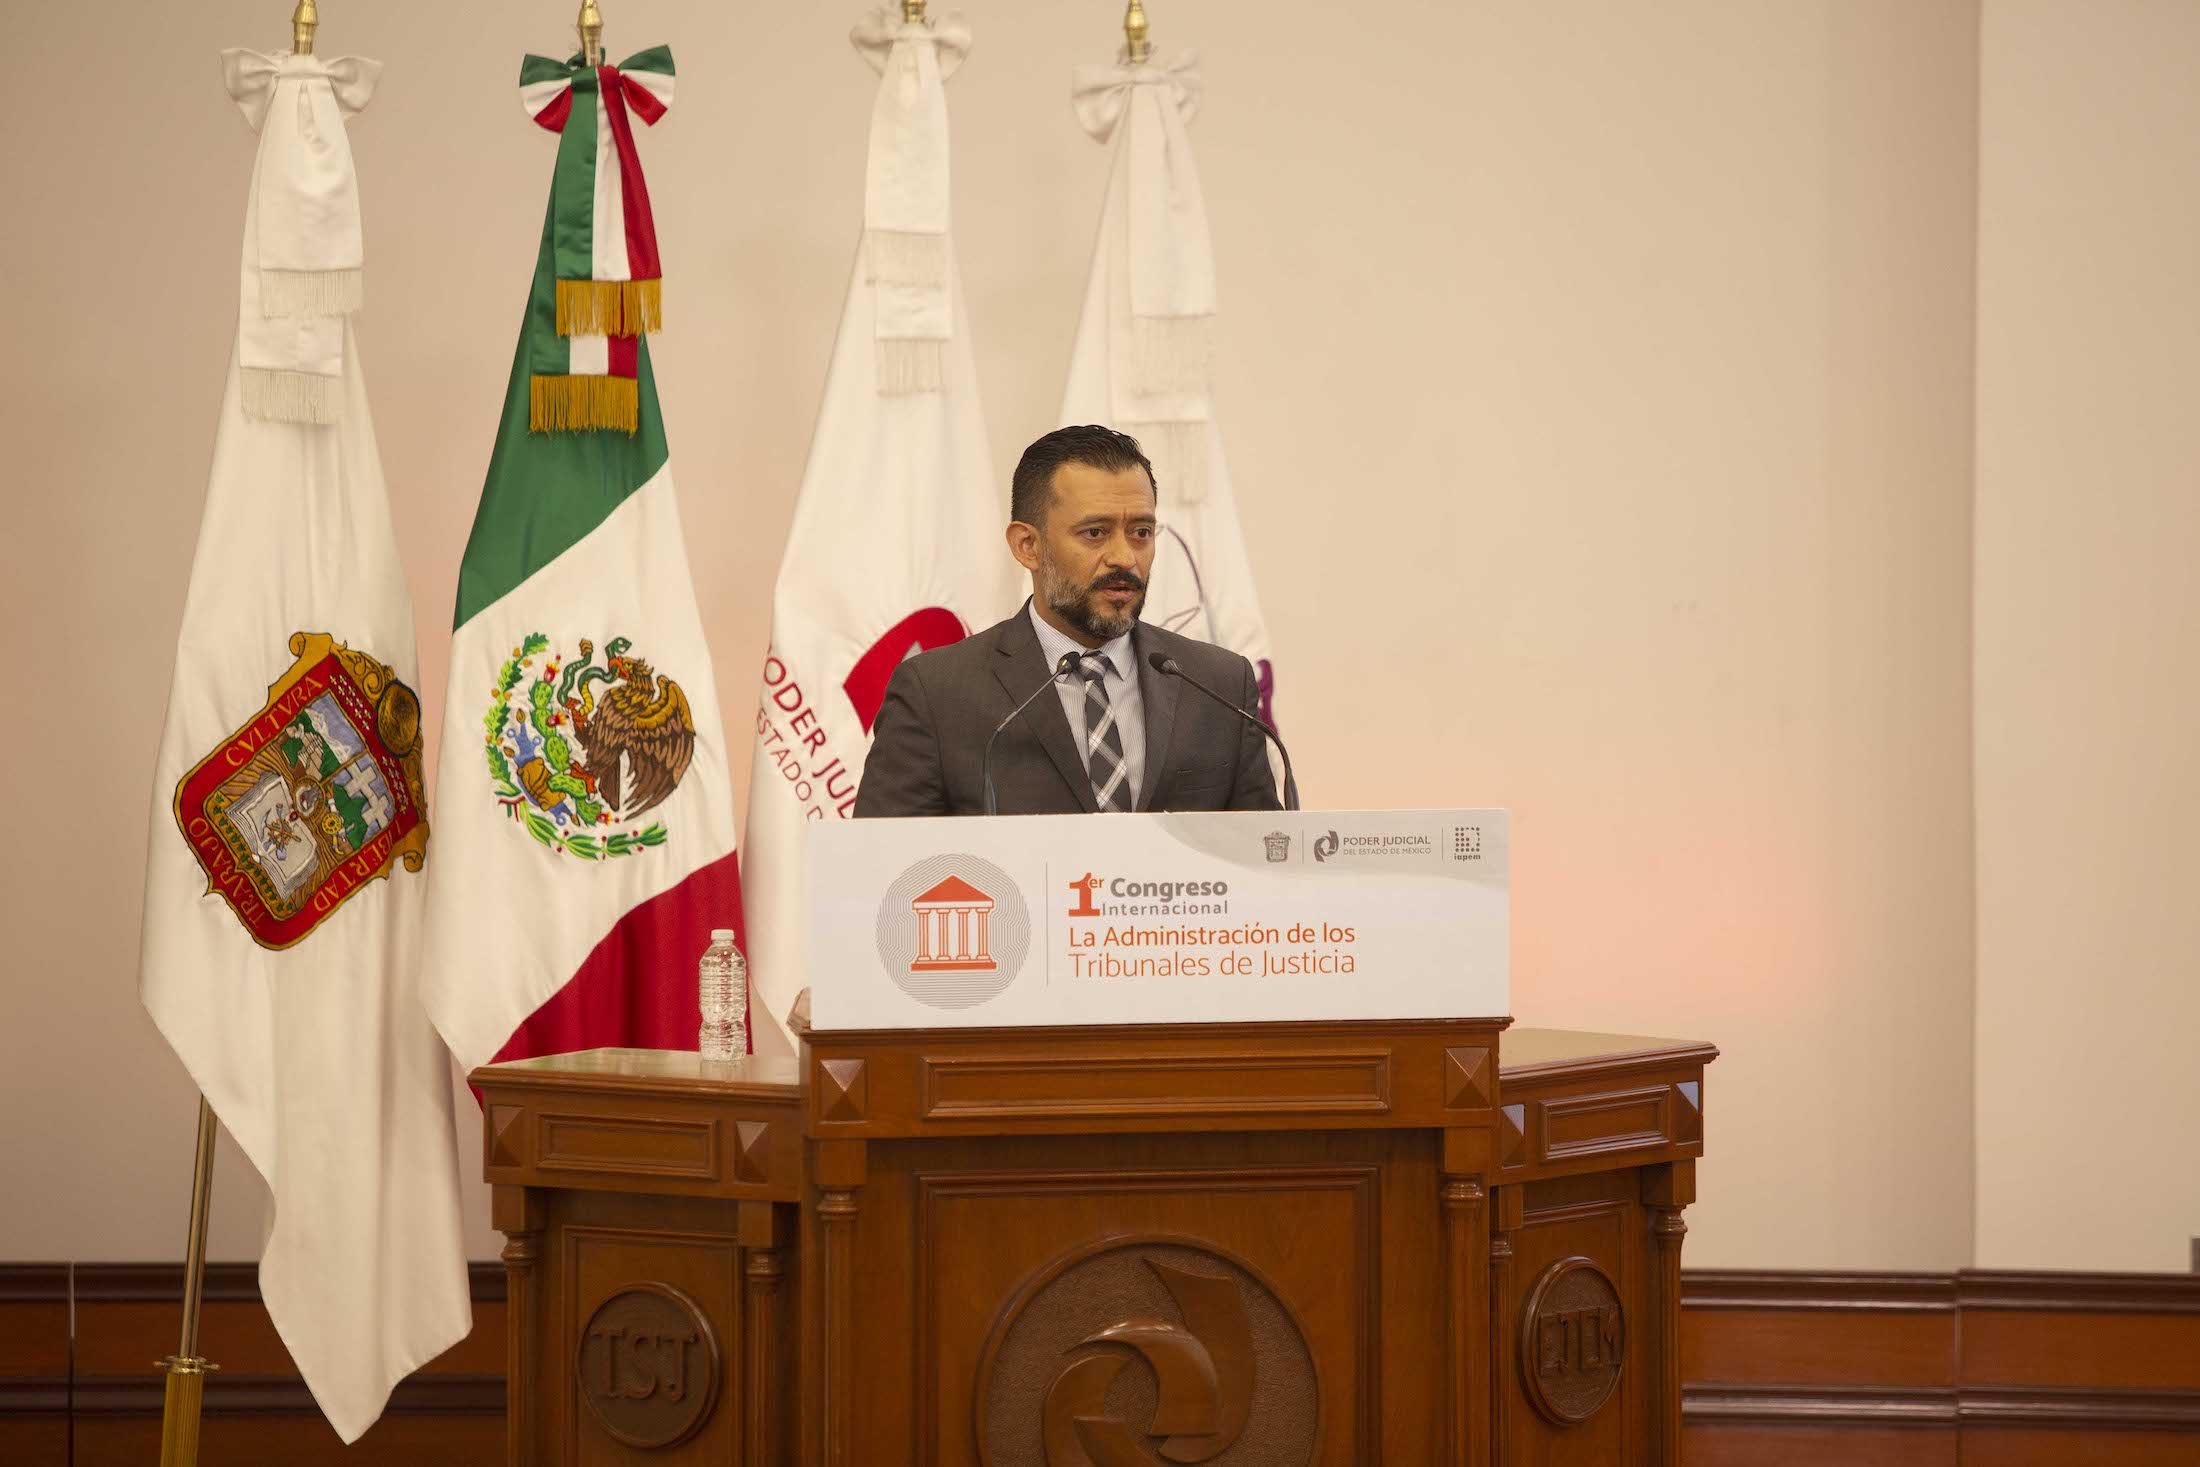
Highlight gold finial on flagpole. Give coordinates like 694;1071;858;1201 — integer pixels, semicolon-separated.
1124;0;1152;62
578;0;605;66
291;0;318;56
902;0;928;23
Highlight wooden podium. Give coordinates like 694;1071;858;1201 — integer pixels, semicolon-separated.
473;1021;1713;1465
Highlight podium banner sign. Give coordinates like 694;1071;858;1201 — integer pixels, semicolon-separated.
806;810;1507;1029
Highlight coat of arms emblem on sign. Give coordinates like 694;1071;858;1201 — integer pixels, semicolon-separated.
172;632;430;949
483;633;696;860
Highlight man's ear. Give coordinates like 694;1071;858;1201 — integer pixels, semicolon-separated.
1005;521;1041;574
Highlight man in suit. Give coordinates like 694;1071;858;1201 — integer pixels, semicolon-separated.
854;425;1279;817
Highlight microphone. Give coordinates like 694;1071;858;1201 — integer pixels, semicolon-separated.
983;652;1083;816
1146;651;1300;811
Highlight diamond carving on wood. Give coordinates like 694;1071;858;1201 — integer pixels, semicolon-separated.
732;1120;771;1184
488;1105;525;1170
1500;1104;1528;1168
1675;1081;1702;1144
1443;1046;1494;1110
818;1058;868;1122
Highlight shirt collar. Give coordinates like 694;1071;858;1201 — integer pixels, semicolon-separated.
1027;599;1135;682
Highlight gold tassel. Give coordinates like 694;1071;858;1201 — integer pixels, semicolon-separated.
529;375;640;435
555;278;663;337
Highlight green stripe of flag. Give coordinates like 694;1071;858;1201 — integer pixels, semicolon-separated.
550;70;598;286
618;45;674;78
519;54;571;88
452;203;669;630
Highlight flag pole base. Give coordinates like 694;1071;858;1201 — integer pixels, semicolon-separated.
156;1096;222;1467
155;1356;219;1467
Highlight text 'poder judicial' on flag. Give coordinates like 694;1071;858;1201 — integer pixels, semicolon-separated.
420;41;747;1078
138;47;470;1443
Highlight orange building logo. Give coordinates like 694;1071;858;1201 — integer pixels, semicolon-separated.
910;874;998;972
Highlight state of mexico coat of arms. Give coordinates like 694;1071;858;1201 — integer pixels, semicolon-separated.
173;633;429;949
482;633;696;860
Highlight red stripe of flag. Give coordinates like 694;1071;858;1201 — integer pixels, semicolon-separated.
607;334;638;379
532;87;572;133
597;65;662;285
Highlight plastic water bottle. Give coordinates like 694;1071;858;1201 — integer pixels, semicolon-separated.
698;929;747;1061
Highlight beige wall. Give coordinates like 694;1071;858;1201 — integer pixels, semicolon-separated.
2;1;1984;1269
1973;0;2200;1271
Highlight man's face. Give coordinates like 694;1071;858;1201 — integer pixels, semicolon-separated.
1009;460;1158;645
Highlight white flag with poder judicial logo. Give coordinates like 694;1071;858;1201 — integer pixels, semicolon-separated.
138;50;469;1444
741;8;1020;1060
1062;45;1280;724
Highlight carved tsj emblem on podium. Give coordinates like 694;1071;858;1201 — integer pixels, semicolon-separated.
1520;1256;1626;1426
574;1283;721;1450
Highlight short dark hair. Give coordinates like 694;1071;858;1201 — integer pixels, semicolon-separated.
1010;425;1156;528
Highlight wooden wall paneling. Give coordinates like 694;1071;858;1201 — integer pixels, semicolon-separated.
0;1265;71;1467
1679;1269;2200;1462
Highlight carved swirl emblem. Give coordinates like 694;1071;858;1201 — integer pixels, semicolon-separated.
977;1239;1315;1467
573;1282;721;1449
1519;1257;1624;1426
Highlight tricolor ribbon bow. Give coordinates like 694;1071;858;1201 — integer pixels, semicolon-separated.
519;47;676;340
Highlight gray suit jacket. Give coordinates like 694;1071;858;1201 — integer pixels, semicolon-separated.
853;605;1280;817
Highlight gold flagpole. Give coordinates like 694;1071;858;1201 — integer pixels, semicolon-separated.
1124;0;1151;61
154;1099;221;1467
156;6;320;1459
579;0;604;66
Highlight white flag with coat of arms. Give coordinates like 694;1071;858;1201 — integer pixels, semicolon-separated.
137;48;470;1444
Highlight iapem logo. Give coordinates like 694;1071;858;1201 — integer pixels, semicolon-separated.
874;853;1031;1009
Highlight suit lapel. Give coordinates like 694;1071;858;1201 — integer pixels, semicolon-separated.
1133;624;1181;812
994;606;1098;813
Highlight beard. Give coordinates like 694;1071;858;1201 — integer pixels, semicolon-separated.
1038;544;1147;642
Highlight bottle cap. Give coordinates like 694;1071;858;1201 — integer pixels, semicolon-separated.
710;928;736;941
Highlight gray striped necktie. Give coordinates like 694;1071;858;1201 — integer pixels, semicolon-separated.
1074;652;1131;812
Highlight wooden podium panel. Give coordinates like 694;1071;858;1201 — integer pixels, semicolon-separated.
475;1024;1713;1466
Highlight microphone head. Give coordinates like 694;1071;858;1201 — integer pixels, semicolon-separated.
1056;651;1083;676
1146;651;1179;676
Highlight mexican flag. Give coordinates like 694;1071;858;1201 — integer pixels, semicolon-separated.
420;45;744;1076
740;10;1019;1059
139;49;469;1442
1062;46;1278;722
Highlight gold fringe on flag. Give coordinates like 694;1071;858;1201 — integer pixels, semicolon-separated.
530;374;639;435
555;278;663;338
